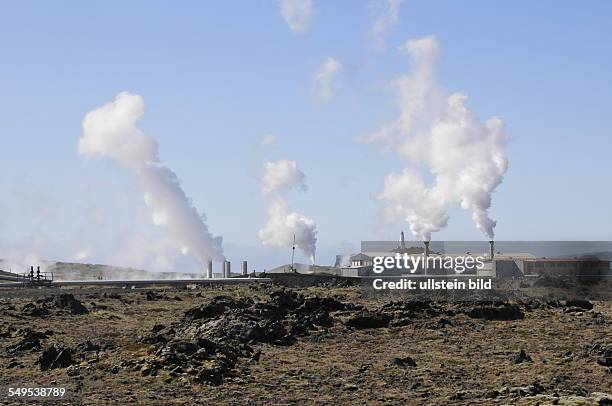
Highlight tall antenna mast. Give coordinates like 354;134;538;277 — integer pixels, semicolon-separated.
291;234;296;273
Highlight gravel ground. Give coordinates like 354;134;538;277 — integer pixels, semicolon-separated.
0;281;610;405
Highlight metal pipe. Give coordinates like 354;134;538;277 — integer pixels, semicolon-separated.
0;278;272;288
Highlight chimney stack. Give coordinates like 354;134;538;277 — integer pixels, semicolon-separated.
241;261;248;276
489;240;495;261
400;231;406;249
223;261;231;278
206;260;213;279
424;241;430;275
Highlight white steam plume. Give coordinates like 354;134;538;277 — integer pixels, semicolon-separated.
279;0;313;34
258;160;317;263
315;57;342;101
78;92;224;264
258;197;317;264
364;36;508;240
369;0;404;49
261;160;307;194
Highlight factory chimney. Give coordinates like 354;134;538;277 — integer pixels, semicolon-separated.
400;231;406;249
489;240;495;261
222;260;231;278
424;241;430;275
206;260;213;279
241;261;248;276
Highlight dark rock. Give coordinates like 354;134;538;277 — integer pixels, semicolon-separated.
146;290;349;384
7;337;42;353
563;299;593;310
151;324;165;334
301;296;346;312
582;343;612;358
467;304;524;321
389;356;417;368
269;290;303;310
596;357;612;367
382;300;433;313
75;340;101;353
512;350;533;364
251;351;261;363
184;302;227;322
39;346;74;370
54;294;89;315
485;389;500;398
437;318;452;328
7;327;52;354
22;303;49;317
7;360;21;369
390;317;413;327
90;302;108;311
18;328;51;340
345;312;391;329
144;291;159;301
184;296;253;322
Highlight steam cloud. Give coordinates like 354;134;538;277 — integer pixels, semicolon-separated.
78;92;224;264
279;0;313;34
369;0;404;49
315;57;342;101
261;160;307;194
258;160;317;263
364;36;508;240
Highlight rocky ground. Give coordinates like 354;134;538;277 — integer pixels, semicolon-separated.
0;277;610;405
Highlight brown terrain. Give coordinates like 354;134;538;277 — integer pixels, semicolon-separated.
0;275;610;405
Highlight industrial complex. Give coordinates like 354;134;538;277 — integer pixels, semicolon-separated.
335;233;612;279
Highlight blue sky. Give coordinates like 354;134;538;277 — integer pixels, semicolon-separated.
1;1;611;271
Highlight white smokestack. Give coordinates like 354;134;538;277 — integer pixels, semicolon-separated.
78;92;224;265
363;36;508;240
258;160;317;264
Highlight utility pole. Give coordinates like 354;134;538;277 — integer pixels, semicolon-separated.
291;234;296;273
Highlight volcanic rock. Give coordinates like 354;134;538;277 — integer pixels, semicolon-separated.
345;312;391;329
512;350;533;364
39;346;74;370
563;299;593;310
389;356;417;368
54;294;89;315
467;303;524;321
22;303;49;317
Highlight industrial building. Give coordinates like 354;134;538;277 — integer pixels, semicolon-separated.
338;235;612;278
495;257;611;278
